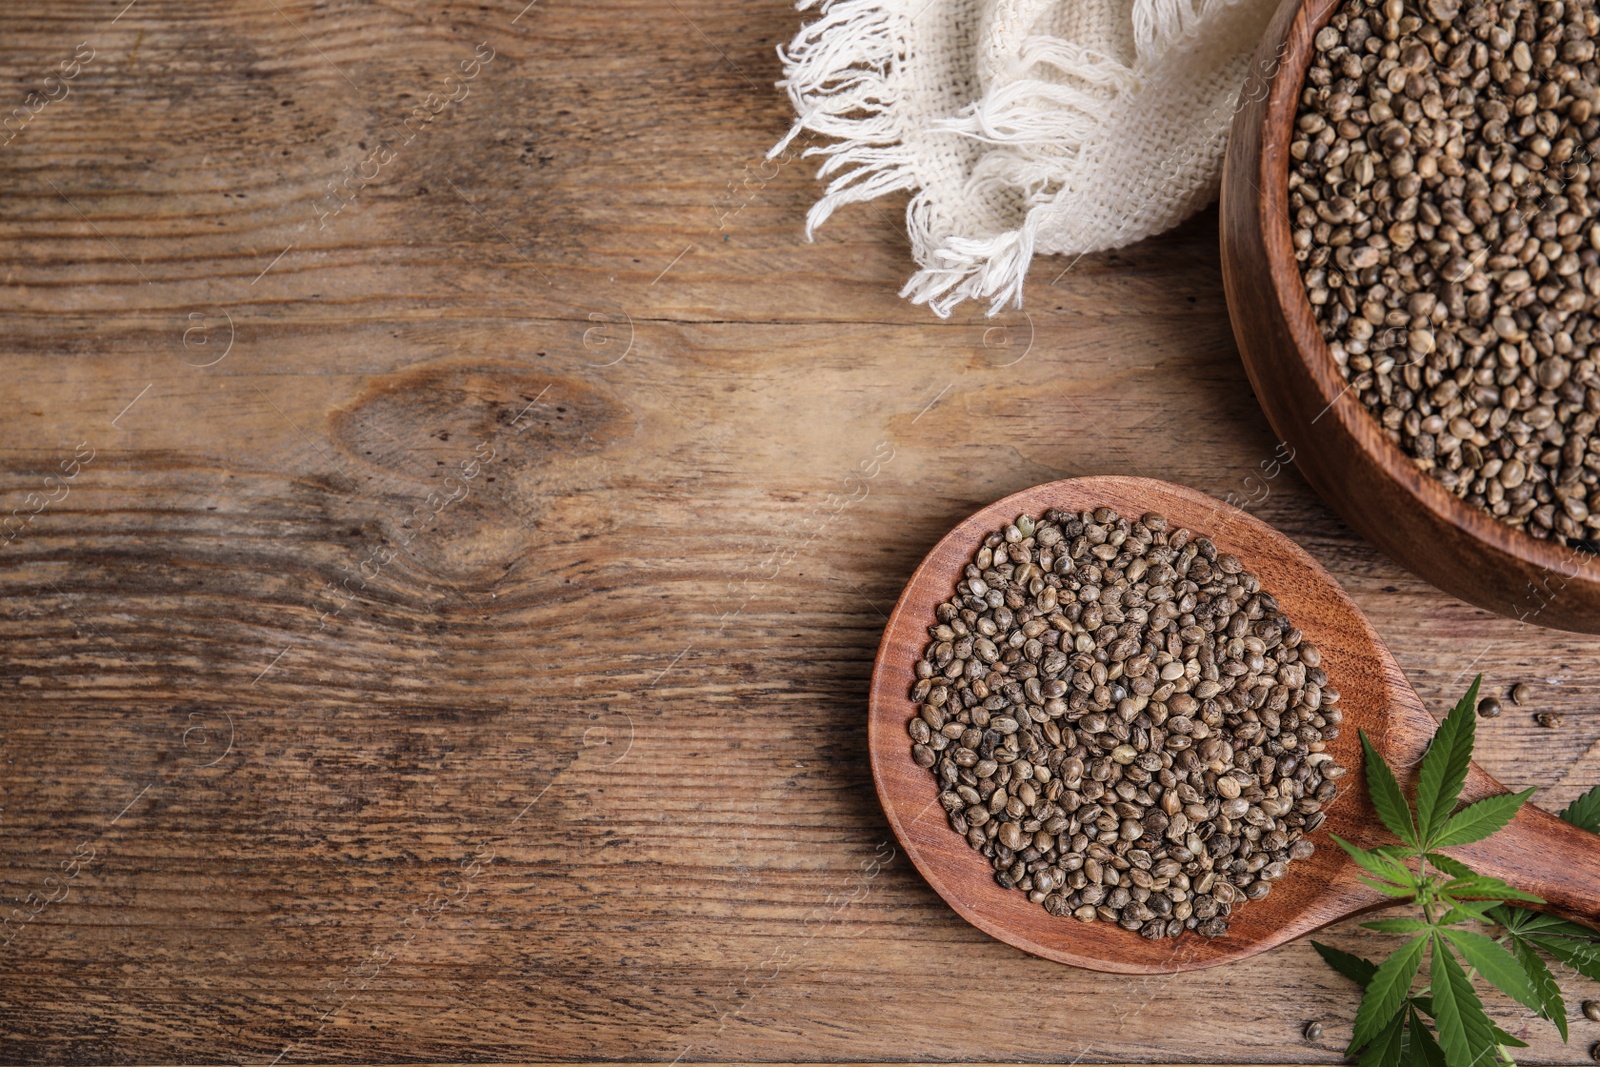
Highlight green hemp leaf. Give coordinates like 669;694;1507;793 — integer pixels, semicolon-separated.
1313;677;1600;1067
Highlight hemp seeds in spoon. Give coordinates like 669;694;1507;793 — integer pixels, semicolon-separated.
907;508;1347;940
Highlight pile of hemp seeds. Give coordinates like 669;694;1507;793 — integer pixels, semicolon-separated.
907;508;1347;940
1291;0;1600;546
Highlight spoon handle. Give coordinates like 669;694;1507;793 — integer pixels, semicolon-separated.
1449;803;1600;929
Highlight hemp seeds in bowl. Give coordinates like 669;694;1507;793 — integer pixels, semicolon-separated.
906;508;1346;942
1291;0;1600;546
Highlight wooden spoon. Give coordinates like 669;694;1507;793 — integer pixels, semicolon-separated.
868;477;1600;973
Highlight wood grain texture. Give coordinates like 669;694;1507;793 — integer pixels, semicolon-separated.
1221;0;1600;632
0;0;1596;1063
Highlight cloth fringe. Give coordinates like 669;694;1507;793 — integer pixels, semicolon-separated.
773;0;1267;316
772;0;919;242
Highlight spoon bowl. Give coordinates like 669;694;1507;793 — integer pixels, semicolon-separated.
868;477;1600;972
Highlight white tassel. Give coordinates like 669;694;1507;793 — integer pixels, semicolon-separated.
900;214;1039;318
771;0;920;235
772;0;1135;317
936;78;1114;147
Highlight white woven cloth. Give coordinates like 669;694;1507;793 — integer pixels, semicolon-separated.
772;0;1280;316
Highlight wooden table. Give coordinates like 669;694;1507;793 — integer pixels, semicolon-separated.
1;1;1596;1063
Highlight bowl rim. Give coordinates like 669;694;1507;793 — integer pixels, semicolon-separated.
1255;0;1600;589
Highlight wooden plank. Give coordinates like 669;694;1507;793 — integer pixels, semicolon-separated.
0;0;1596;1063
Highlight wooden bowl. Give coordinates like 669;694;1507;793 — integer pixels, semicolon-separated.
1220;0;1600;631
868;477;1600;972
